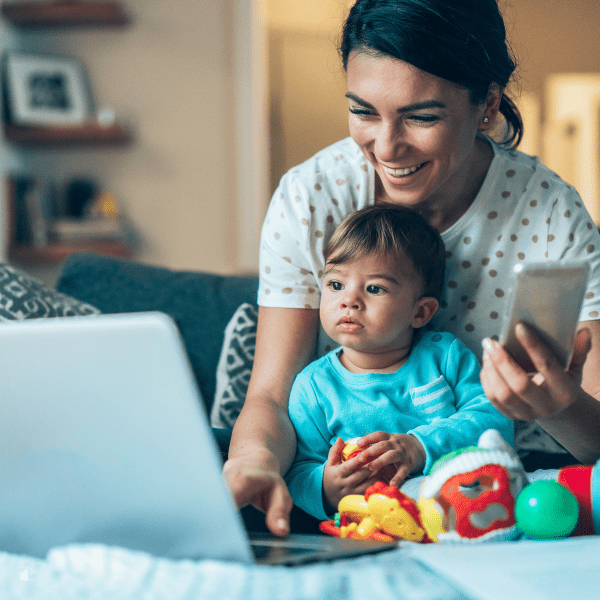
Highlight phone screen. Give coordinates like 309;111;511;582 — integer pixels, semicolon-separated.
499;262;589;373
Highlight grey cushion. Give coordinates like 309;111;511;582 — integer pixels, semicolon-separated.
56;252;259;411
210;302;258;428
0;264;100;320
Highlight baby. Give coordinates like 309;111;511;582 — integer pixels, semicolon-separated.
284;203;512;520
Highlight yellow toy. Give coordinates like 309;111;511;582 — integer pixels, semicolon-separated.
319;481;431;543
341;438;362;462
341;438;396;484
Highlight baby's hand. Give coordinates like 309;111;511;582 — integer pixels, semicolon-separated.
353;432;426;487
322;438;381;513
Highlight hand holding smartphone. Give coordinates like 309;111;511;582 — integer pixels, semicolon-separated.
499;261;590;373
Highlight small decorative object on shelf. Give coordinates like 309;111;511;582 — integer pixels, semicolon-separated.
4;52;92;127
6;175;134;264
1;1;130;28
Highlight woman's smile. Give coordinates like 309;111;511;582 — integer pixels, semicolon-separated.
381;161;429;186
383;162;426;178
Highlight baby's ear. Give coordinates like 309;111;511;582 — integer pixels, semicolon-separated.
412;297;439;329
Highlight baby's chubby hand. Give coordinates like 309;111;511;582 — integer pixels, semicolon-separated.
349;431;426;487
322;438;381;513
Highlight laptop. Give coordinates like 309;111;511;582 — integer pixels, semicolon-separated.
0;311;394;565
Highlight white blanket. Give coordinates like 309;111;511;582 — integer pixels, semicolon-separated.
0;544;468;600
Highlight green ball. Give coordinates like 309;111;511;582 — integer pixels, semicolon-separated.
515;481;579;539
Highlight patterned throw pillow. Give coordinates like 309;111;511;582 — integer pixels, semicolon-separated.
0;264;100;320
210;302;258;429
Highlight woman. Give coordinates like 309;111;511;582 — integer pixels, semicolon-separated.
224;0;600;536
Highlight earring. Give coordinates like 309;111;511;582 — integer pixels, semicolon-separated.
483;117;490;123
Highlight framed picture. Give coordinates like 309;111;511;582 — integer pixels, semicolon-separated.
3;52;92;126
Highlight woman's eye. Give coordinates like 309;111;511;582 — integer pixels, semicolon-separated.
349;107;373;118
409;115;439;124
367;285;384;295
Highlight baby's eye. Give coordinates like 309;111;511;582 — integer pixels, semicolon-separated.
366;285;385;295
328;280;344;291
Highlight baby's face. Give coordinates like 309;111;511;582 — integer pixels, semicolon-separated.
320;250;424;356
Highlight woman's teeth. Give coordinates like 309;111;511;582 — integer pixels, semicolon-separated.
384;163;423;177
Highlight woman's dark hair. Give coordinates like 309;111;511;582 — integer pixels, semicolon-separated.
340;0;523;147
324;203;446;300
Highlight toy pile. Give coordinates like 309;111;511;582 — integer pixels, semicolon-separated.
320;430;599;543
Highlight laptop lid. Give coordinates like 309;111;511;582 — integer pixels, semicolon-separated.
0;312;394;565
0;312;253;562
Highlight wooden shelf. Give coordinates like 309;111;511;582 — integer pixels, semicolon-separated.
4;122;131;146
1;1;129;27
8;240;132;264
2;3;136;267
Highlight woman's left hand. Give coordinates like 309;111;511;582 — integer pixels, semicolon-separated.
480;322;591;421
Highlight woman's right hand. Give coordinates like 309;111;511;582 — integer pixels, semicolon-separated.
226;306;320;536
223;454;293;536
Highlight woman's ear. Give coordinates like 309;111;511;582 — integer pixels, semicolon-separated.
412;297;439;329
479;83;504;132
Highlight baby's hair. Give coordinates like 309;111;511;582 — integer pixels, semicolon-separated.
324;203;446;299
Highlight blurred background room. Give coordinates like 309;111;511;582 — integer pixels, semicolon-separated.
0;0;598;285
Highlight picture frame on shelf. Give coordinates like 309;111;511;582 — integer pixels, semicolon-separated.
3;52;93;126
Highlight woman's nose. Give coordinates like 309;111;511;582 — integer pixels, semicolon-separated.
375;121;405;162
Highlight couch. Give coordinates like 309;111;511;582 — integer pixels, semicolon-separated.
56;251;259;421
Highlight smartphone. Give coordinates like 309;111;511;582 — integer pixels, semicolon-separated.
499;261;590;373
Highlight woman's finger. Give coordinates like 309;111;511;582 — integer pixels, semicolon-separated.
567;327;591;376
513;323;583;414
513;322;562;376
481;336;531;395
481;342;537;420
